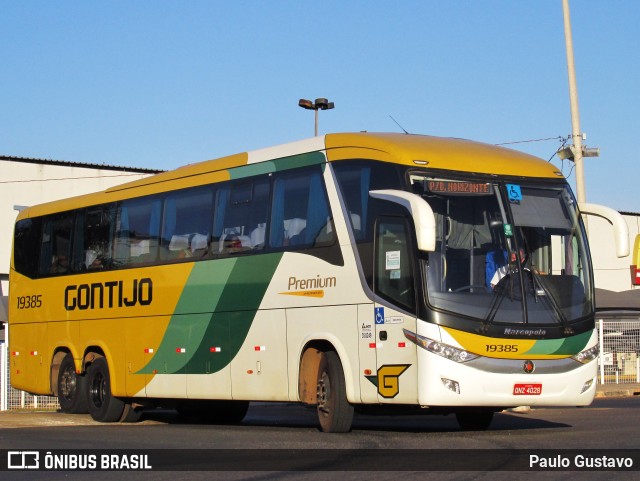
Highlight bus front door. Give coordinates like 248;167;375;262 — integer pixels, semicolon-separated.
373;217;419;404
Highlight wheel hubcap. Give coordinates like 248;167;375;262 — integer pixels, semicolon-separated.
317;372;330;414
89;373;106;408
60;367;75;399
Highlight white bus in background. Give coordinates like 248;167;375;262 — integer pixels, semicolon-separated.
584;211;640;308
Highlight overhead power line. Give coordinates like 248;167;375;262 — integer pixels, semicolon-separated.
495;136;565;146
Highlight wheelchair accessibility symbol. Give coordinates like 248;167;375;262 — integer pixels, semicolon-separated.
506;184;522;203
375;307;385;324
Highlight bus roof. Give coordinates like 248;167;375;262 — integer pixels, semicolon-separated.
17;132;563;219
325;133;561;178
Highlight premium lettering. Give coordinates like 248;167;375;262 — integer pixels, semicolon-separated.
288;275;336;291
65;278;153;311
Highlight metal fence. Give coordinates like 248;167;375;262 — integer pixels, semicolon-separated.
0;342;59;411
1;319;639;411
597;317;640;384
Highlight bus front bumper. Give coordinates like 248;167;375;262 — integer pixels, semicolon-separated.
418;349;597;408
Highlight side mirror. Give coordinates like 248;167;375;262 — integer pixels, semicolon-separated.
579;203;629;258
370;189;436;251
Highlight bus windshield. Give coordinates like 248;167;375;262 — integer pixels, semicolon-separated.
411;175;593;326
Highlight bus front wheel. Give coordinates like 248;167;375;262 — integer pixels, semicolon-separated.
316;350;354;433
57;353;88;414
86;357;125;422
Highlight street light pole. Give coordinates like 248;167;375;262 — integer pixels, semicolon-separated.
314;109;319;137
298;98;335;137
562;0;586;204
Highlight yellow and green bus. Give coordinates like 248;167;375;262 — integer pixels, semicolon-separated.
9;133;626;432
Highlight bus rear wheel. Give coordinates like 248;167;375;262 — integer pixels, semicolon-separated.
455;410;494;431
57;353;88;414
316;350;354;433
86;357;125;422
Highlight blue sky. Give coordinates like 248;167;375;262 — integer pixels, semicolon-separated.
2;1;639;211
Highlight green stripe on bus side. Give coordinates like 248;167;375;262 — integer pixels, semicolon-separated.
175;258;237;315
523;330;591;356
521;338;564;355
229;152;325;179
137;253;283;375
180;252;283;374
552;330;591;355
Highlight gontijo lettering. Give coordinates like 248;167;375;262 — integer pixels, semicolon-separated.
64;278;153;311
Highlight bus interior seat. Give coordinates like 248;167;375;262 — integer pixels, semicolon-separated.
219;227;252;254
284;218;306;240
190;233;209;257
250;223;266;249
164;234;192;259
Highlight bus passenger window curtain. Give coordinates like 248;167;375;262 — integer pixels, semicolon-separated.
114;205;130;263
149;200;161;239
214;188;230;239
270;181;285;247
359;168;371;240
305;174;328;244
163;198;177;243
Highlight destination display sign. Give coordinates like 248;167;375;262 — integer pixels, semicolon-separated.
426;181;492;195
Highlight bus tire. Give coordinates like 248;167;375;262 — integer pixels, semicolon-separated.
86;357;125;422
455;410;494;431
57;353;88;414
119;403;143;423
316;350;354;433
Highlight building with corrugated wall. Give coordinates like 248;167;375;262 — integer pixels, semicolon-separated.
0;155;162;340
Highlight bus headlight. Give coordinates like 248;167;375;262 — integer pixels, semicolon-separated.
404;329;478;363
571;344;599;364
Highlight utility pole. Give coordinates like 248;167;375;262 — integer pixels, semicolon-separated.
562;0;586;204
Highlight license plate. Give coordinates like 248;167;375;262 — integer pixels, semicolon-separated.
513;383;542;395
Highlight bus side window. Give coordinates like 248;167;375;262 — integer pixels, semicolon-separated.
40;213;74;276
269;169;334;249
81;205;116;270
162;187;213;260
212;180;269;255
114;197;162;266
14;218;42;278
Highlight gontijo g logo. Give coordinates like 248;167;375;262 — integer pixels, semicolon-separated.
365;364;411;398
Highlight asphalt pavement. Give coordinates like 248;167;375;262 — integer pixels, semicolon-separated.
0;382;637;430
